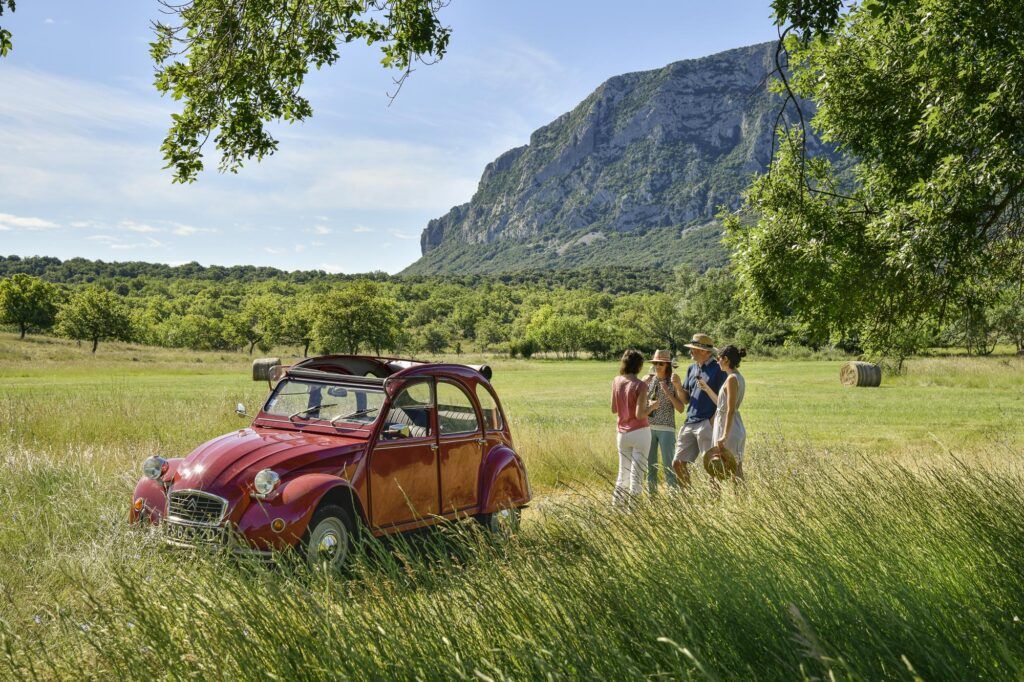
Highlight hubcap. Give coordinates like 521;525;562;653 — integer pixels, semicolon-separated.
318;532;339;559
492;508;520;534
308;517;348;568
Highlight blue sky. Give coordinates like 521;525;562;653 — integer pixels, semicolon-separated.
0;1;779;274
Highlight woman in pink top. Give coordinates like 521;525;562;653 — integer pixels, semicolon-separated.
611;349;653;506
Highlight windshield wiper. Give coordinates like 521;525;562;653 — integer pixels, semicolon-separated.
288;403;338;422
330;407;379;425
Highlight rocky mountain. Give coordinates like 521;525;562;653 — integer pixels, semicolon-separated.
402;42;835;276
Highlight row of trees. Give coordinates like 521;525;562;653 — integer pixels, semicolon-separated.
2;269;1021;357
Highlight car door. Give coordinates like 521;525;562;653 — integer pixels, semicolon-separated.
436;379;484;515
368;380;441;529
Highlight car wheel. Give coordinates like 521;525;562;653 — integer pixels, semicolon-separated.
302;504;356;571
477;507;521;537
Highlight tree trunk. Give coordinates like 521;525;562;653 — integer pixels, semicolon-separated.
19;322;26;339
249;340;257;355
303;339;310;357
92;338;99;353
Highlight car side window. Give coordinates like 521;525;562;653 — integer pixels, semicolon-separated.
382;381;434;439
476;385;504;431
436;381;480;436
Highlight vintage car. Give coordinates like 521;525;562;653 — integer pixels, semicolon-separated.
129;355;531;569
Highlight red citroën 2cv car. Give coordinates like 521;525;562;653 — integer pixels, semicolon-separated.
129;355;531;569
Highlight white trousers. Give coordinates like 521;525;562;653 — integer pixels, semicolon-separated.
614;427;651;505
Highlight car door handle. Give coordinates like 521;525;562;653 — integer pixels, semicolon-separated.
429;443;438;451
477;438;487;445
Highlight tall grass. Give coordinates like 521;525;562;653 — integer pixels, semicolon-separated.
1;335;1022;678
2;447;1022;679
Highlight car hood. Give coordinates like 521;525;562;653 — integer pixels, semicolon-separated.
172;426;366;493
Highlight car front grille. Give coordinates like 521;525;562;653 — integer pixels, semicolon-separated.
167;490;227;526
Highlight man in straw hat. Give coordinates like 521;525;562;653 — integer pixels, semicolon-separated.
672;333;727;487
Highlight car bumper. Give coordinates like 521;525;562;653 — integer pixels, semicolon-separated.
162;519;276;562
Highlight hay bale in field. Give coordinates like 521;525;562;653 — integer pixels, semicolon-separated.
252;357;281;382
840;360;882;387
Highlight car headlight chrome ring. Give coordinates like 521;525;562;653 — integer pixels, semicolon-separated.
253;469;281;497
142;456;168;481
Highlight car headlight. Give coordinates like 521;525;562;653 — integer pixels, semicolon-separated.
253;469;281;496
142;456;168;481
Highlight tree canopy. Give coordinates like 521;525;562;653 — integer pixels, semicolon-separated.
55;287;134;353
151;0;451;182
0;274;60;339
0;0;14;57
729;0;1024;357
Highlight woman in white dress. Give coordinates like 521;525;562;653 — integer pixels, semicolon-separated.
697;345;746;482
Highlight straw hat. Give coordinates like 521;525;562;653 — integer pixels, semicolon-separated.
682;333;718;354
649;349;676;366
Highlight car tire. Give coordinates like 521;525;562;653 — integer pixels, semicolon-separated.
302;504;357;571
476;507;521;537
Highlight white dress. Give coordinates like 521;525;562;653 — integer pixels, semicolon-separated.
712;371;746;461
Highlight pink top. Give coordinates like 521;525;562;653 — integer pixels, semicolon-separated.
612;375;650;433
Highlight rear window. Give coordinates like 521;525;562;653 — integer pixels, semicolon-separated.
476;385;503;431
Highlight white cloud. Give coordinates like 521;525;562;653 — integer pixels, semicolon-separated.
294;244;306;253
86;235;120;243
265;247;285;255
109;236;166;251
118;220;162;233
0;67;170;135
44;18;55;25
390;229;418;240
319;263;346;274
0;65;483;272
0;212;59;230
169;223;214;236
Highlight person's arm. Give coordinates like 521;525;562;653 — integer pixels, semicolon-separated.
611;381;617;414
716;376;737;447
697;376;719;403
665;374;687;412
635;382;650;420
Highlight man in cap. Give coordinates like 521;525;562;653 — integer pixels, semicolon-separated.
672;333;727;487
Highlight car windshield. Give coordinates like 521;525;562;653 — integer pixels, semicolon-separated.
263;379;385;426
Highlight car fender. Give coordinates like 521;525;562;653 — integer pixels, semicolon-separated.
236;474;363;550
129;458;183;524
478;445;530;514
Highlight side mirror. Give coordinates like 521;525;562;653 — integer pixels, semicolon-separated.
385;424;411;439
236;403;249;417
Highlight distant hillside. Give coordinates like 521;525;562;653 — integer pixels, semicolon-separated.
0;255;674;293
403;42;835;275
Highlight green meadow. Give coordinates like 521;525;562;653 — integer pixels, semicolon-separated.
1;333;1022;679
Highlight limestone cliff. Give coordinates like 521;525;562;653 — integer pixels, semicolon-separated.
404;42;832;275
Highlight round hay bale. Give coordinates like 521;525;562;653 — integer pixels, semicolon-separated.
839;360;881;387
252;357;281;382
466;363;493;380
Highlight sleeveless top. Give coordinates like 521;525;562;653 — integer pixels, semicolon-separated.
612;375;650;433
647;375;677;432
712;371;746;458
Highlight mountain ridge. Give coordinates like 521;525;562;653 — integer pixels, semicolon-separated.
402;42;833;275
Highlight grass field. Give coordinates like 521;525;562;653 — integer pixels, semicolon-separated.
1;333;1022;679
